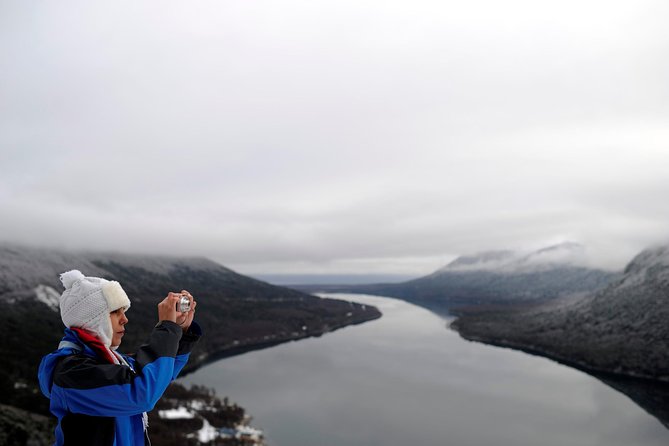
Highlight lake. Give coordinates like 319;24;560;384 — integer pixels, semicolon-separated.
179;293;669;446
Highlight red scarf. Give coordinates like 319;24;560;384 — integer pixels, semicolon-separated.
71;327;118;364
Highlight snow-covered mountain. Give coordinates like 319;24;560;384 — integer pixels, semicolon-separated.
310;242;617;308
0;243;235;303
437;242;588;273
452;244;669;382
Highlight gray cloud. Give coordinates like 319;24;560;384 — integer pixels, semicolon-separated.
1;0;669;275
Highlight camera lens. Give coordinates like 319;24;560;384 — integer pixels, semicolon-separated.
178;295;191;313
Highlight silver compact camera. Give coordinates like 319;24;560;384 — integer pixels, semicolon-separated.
178;294;191;313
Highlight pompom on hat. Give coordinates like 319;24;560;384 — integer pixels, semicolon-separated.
59;270;131;350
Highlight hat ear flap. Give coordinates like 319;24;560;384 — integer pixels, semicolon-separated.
97;313;114;349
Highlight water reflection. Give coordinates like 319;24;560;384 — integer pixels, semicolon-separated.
593;374;669;430
408;298;669;432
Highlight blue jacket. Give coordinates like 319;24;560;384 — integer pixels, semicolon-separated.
38;321;202;446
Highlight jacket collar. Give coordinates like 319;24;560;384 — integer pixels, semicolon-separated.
38;328;121;399
70;327;117;364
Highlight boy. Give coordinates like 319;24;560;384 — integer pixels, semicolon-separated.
38;270;202;445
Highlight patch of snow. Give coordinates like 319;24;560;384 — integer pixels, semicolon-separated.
158;407;195;419
189;400;205;411
34;284;60;311
197;418;218;443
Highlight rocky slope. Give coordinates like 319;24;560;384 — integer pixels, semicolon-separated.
151;383;266;446
0;404;54;446
452;244;669;382
297;242;618;312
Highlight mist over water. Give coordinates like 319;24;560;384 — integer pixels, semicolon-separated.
180;294;669;446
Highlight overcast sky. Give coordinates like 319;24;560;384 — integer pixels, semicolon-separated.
1;0;668;275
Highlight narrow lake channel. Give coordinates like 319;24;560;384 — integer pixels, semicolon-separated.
179;293;669;446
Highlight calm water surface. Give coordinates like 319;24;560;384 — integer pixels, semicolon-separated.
180;294;669;446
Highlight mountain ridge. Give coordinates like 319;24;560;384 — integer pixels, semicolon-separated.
451;244;669;382
294;242;618;311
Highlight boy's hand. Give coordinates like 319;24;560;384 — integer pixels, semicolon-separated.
157;292;182;323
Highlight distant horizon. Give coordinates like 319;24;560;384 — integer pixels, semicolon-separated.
251;273;418;286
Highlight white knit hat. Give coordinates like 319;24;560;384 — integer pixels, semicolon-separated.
59;270;131;348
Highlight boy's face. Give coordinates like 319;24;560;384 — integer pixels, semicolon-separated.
110;308;128;348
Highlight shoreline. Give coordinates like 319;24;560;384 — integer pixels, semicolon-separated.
450;319;669;385
179;310;382;377
449;322;669;429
